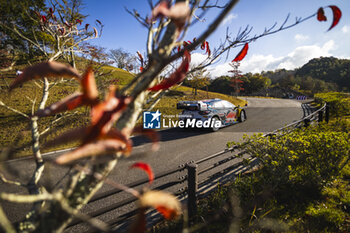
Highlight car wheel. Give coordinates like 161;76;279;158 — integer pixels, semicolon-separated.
239;110;246;122
211;116;221;132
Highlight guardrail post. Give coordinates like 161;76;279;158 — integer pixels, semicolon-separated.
318;110;323;122
325;103;330;123
187;163;198;219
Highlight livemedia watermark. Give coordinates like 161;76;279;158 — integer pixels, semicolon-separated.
143;110;221;129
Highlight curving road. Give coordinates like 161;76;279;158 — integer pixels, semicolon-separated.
0;98;304;231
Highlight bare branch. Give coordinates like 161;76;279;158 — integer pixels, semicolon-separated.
125;7;149;28
39;112;78;136
1;24;47;57
0;204;16;233
0;192;55;203
59;199;110;232
0;100;29;119
0;173;25;187
0;61;16;72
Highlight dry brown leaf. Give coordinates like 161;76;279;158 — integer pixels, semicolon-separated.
10;61;80;90
132;126;159;151
81;67;98;101
44;127;88;148
35;93;84;117
138;190;181;220
55;139;126;165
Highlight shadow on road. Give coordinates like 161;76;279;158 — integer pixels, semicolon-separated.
132;127;212;147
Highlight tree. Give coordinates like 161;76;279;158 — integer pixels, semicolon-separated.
186;68;210;95
0;0;102;227
229;62;244;96
109;48;137;71
242;73;271;95
0;0;46;65
0;1;343;232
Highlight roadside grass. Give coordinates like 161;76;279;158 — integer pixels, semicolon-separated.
314;92;350;118
0;67;246;158
151;93;350;233
151;119;350;233
0;64;135;157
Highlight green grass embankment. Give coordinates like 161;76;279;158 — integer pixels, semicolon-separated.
0;66;246;157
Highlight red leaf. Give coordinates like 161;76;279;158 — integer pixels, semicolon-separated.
34;68;98;117
136;51;144;67
49;8;54;14
201;41;206;50
232;43;249;62
76;19;82;25
55;139;126;165
85;24;90;31
168;2;190;32
44;127;88;148
104;129;132;156
150;1;170;21
41;15;47;23
205;41;211;56
132;126;160;151
140;66;144;72
81;67;98;101
35;93;84;117
317;7;327;21
138;190;181;220
328;5;342;31
150;1;190;33
148;50;191;91
90;86;118;125
130;162;154;184
10;62;80;90
87;92;131;143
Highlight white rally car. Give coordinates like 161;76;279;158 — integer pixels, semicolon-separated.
177;98;247;131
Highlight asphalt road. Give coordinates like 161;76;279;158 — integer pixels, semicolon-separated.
0;97;304;231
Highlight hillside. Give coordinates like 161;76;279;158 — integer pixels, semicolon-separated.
295;57;350;91
0;64;246;157
182;57;349;98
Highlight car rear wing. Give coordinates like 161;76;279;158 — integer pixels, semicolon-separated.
177;101;208;111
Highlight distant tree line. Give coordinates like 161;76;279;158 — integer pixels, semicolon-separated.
296;57;350;91
186;56;349;96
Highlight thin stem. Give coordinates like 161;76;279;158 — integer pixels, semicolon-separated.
0;204;16;233
0;100;29;119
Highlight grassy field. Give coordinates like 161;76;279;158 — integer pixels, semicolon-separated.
0;65;246;158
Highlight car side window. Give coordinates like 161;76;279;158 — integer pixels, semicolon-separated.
222;101;235;109
212;101;224;109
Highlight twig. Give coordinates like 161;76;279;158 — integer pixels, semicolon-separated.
0;204;16;233
0;192;55;203
74;165;140;198
0;100;29;119
59;199;110;232
0;173;24;187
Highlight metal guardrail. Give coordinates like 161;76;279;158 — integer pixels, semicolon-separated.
67;102;329;232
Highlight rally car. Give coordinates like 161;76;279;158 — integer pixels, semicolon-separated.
177;98;247;131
